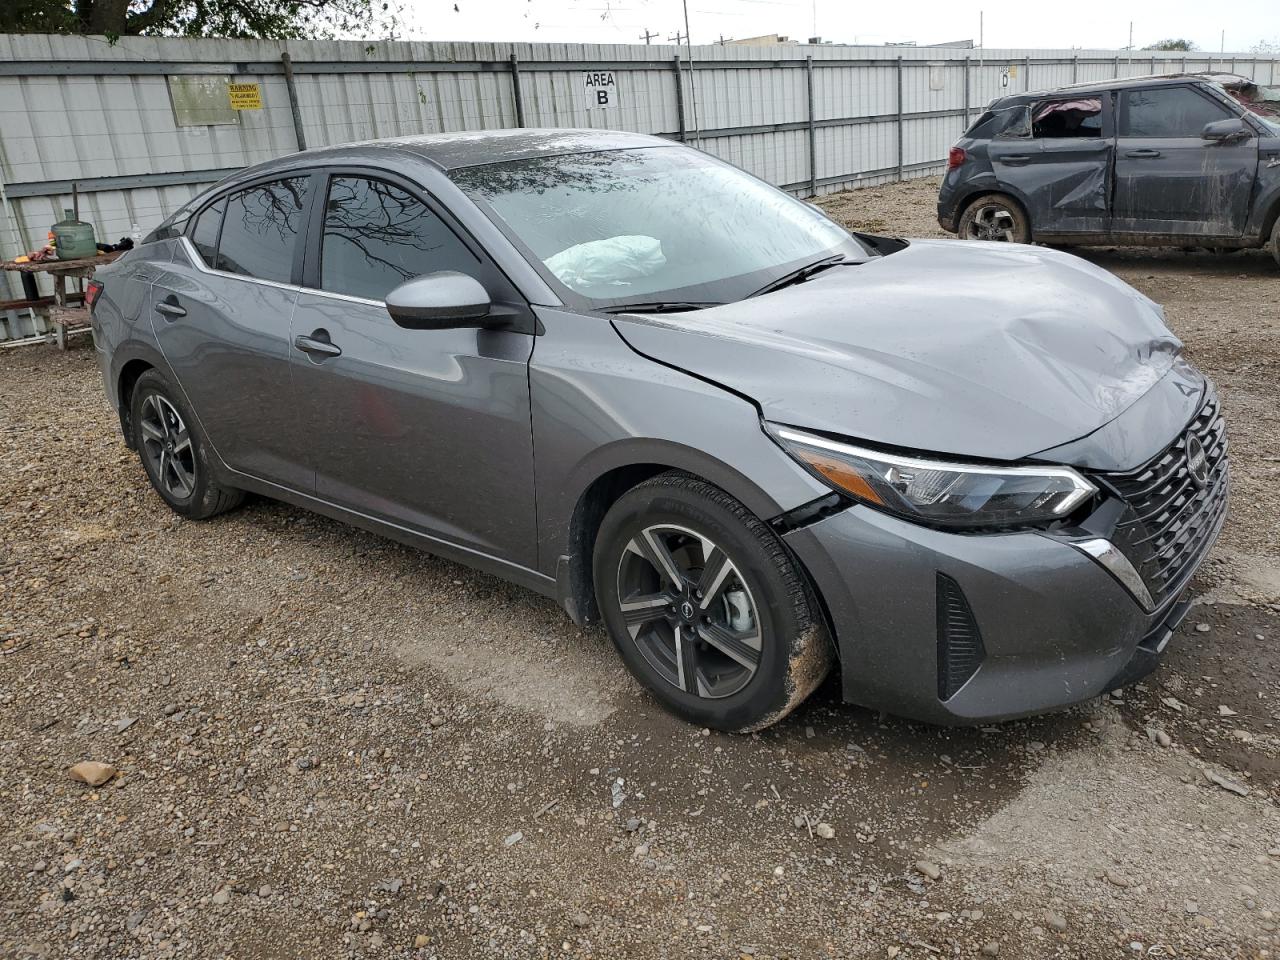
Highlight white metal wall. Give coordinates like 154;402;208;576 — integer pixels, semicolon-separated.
2;33;1277;338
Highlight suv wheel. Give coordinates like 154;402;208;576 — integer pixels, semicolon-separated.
130;369;245;520
593;472;832;732
958;194;1031;244
1271;217;1280;269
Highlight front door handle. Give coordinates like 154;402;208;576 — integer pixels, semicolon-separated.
155;297;186;319
294;330;342;359
1125;149;1162;159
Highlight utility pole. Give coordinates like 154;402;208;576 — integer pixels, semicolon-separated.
1220;30;1225;54
639;29;657;44
680;0;700;136
668;31;686;44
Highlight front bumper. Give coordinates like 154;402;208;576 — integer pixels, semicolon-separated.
783;503;1218;725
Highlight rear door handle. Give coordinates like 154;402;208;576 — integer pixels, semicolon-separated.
155;297;186;319
1125;149;1162;159
998;154;1032;164
294;331;342;359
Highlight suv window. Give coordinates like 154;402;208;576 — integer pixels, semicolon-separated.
1120;86;1233;137
214;177;311;284
1032;97;1102;138
320;176;479;302
188;198;224;264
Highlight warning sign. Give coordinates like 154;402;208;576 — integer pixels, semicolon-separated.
582;71;618;111
228;82;263;110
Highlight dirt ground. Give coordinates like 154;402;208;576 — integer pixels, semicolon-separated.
2;176;1279;960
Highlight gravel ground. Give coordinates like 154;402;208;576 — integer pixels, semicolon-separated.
2;177;1279;960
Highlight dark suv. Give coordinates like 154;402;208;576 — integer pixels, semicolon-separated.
938;75;1280;264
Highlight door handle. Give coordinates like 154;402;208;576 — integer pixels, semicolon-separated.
294;331;342;359
998;154;1032;164
155;297;186;319
1125;149;1162;159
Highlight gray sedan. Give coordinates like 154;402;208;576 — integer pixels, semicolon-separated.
88;129;1228;730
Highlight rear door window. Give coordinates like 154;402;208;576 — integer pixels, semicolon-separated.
214;177;311;284
1120;86;1233;137
187;198;224;265
1032;98;1103;138
319;176;479;302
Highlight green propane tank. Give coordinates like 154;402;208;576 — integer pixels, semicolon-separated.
53;208;97;260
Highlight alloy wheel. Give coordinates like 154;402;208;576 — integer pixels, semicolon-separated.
965;203;1018;241
615;523;762;699
138;393;197;500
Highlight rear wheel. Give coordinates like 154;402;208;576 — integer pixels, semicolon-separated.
593;472;832;732
130;369;244;520
958;194;1031;244
1271;218;1280;269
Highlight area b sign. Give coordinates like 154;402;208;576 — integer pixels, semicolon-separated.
583;71;618;110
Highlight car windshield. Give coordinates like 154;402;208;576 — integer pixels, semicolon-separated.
450;147;871;309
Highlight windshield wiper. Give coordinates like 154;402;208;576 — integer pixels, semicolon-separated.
748;255;854;298
599;301;723;314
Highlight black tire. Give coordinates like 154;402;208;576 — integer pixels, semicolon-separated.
130;369;245;520
1271;218;1280;269
957;193;1031;244
593;472;832;732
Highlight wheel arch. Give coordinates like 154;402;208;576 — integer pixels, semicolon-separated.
113;346;168;449
553;439;804;628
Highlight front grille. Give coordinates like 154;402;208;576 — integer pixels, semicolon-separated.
1105;393;1229;607
936;573;985;700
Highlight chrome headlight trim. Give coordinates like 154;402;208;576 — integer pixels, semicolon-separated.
1071;537;1155;612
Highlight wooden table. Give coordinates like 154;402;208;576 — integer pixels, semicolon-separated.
1;250;123;349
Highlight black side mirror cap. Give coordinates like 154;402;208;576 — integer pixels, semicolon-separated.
385;271;492;330
1202;118;1250;142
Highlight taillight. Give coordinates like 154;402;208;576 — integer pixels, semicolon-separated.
85;280;104;311
947;146;967;170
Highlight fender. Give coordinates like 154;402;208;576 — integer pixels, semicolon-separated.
1244;144;1280;241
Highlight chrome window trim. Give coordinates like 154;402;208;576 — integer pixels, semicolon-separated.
295;285;385;308
178;236;301;294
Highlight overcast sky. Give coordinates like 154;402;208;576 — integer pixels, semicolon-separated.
405;0;1278;55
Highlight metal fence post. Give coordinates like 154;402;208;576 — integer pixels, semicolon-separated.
509;54;525;127
896;56;904;182
672;55;687;143
805;56;817;196
280;52;307;151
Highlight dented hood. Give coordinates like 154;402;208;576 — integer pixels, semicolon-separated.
611;240;1187;463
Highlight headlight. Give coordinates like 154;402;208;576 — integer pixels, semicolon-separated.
769;425;1097;528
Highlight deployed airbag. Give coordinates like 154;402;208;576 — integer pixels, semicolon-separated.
545;235;666;291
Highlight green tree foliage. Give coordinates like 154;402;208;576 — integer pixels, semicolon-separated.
1144;38;1197;51
0;0;399;40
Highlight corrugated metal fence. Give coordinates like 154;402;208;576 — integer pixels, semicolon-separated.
2;33;1277;340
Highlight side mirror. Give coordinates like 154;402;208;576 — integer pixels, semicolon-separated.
1202;118;1250;142
385;271;492;330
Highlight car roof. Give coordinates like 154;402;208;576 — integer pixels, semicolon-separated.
282;128;674;172
994;72;1230;105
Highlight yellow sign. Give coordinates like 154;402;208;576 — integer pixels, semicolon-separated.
228;82;263;110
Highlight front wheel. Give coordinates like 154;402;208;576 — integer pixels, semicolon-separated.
1271;217;1280;269
958;194;1031;244
593;472;832;732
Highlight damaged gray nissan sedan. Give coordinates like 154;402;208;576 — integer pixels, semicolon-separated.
88;129;1228;731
